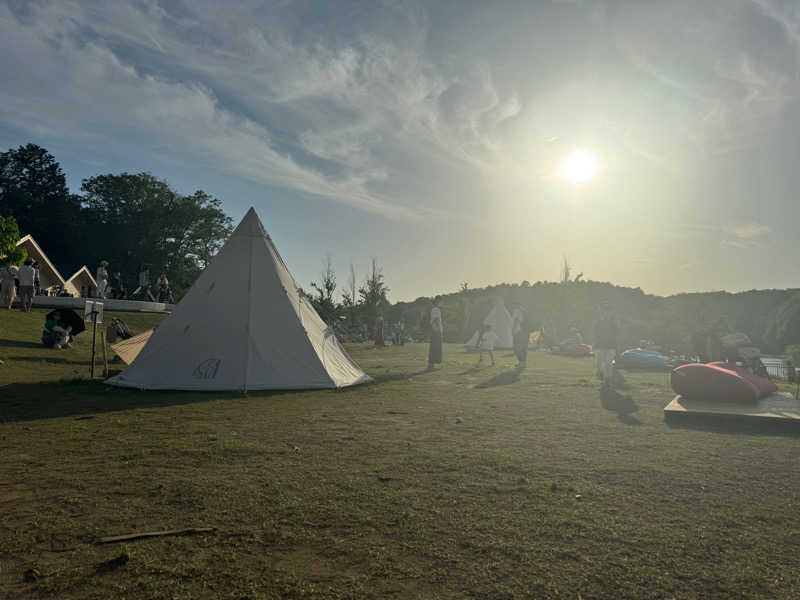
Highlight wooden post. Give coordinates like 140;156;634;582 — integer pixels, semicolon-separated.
101;329;109;378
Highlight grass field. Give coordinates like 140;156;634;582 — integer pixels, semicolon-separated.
2;309;800;599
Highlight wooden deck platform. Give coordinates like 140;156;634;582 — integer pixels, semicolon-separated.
664;392;800;426
30;296;174;313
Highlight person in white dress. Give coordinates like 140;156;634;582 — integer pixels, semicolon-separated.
477;324;498;366
96;261;109;298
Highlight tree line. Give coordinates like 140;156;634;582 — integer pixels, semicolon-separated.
389;280;800;360
1;143;232;298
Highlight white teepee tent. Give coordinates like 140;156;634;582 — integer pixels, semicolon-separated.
106;208;371;391
465;299;514;349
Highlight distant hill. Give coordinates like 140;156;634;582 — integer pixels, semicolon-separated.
387;281;800;356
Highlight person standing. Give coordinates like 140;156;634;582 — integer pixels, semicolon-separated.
96;261;109;298
1;262;17;309
511;304;529;369
477;323;498;366
428;297;443;368
374;315;385;347
157;273;174;302
111;271;125;299
594;301;618;389
17;258;36;312
32;261;41;296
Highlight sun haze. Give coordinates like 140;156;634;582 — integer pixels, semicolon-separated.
559;150;598;185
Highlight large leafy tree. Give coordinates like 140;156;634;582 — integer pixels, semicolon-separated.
80;173;232;298
0;144;82;264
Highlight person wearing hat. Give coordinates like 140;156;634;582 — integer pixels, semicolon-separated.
594;301;618;389
96;260;109;299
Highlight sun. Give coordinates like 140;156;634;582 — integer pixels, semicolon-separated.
559;150;598;185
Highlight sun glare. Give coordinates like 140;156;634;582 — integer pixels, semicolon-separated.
559;150;598;185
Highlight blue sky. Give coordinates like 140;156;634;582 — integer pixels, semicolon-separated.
2;0;800;301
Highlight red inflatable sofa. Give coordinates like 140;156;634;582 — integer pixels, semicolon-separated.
670;362;777;404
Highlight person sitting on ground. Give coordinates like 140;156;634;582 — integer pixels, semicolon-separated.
42;310;73;349
594;302;618;389
477;323;498;366
17;258;36;312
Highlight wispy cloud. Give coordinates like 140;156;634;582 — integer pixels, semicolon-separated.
723;222;772;240
0;1;524;221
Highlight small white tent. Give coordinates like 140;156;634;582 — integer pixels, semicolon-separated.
465;299;514;349
106;208;371;391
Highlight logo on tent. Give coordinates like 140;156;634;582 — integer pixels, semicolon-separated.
193;359;221;380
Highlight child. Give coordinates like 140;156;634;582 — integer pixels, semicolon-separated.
477;323;498;366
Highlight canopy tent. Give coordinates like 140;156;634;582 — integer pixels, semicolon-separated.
111;329;153;365
465;299;514;349
106;208;372;391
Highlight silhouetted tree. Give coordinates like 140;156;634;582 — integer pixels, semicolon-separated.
359;258;390;334
0;144;82;264
80;173;232;298
310;254;339;325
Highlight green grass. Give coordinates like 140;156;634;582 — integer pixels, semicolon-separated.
2;309;800;599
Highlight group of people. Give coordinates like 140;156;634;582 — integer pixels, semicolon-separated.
426;299;536;372
1;258;40;311
94;261;173;302
426;297;620;389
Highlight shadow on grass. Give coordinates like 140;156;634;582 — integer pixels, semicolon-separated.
0;338;45;349
370;368;437;384
5;356;90;365
475;369;520;389
600;387;641;425
458;364;489;375
0;379;290;423
665;413;800;437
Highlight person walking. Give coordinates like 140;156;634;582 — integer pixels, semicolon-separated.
96;260;109;298
1;262;17;309
594;301;618;389
428;297;443;369
17;258;36;312
511;304;529;369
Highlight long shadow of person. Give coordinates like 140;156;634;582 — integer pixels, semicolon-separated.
600;386;641;425
476;369;520;389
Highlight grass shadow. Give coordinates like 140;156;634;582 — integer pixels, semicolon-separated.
0;379;294;423
600;386;641;425
475;369;520;389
